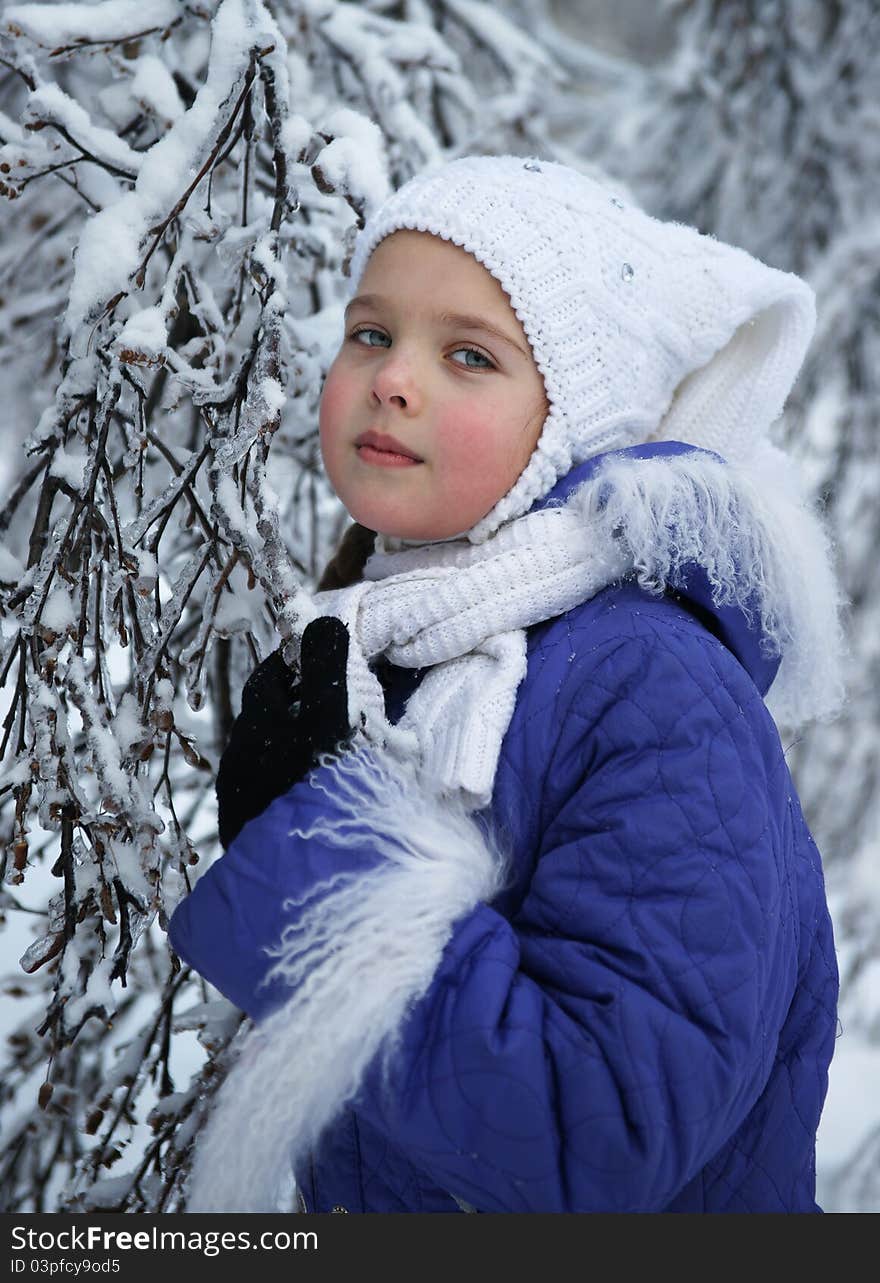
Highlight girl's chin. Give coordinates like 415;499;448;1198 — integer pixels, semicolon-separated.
341;485;480;541
355;512;465;542
370;522;447;541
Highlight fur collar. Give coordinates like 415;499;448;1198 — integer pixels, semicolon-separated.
558;438;848;729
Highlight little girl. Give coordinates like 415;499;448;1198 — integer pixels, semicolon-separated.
168;154;847;1214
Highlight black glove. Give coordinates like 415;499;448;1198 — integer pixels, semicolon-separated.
215;616;352;850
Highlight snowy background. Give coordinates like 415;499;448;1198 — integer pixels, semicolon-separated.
0;0;877;1212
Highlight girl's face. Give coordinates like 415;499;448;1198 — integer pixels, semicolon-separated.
319;230;549;540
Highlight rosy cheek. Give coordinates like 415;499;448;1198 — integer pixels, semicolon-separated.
433;404;509;489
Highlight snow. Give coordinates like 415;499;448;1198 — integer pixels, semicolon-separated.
281;112;314;161
130;54;186;124
66;656;131;801
112;692;145;757
24;84;142;176
63;198;146;347
379;22;461;71
108;836;153;907
114;306;168;362
0;544;26;581
4;1;180;47
288;301;346;362
77;1173;135;1210
312;107;392;212
153;678;174;712
443;0;559;81
213;565;261;637
49;443;89;491
63;0;286;345
848;837;880;923
259;376;286;415
0;759;32;790
134;549;159;583
213;473;256;544
0;107;26;146
62;959;116;1026
251;233;287;293
41;585;76;633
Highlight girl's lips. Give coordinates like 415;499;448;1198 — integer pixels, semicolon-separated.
355;443;424;468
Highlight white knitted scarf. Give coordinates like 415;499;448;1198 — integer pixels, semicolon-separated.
308;442;847;811
313;508;627;810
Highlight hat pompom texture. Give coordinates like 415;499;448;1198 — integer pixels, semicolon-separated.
346;154;817;545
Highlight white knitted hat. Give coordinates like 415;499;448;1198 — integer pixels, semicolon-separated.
346;153;817;545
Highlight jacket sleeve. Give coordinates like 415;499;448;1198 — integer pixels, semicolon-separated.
167;774;385;1023
348;627;800;1212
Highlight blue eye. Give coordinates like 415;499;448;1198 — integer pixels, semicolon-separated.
450;346;494;370
350;327;390;348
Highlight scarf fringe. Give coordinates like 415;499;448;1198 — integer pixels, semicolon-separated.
183;747;510;1212
573;442;849;729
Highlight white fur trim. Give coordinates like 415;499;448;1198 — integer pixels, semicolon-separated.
183;747;510;1213
576;442;849;728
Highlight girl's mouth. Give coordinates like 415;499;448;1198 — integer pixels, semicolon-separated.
355;444;423;468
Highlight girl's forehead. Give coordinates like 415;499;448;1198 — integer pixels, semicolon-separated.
365;229;490;278
358;229;516;314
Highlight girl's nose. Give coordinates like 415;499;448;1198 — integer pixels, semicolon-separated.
370;352;423;414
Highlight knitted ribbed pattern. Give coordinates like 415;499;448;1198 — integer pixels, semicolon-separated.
314;505;629;808
346;154;817;544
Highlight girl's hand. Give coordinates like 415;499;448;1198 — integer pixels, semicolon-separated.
215;616;352;849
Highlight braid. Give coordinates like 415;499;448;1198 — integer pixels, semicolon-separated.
316;522;377;591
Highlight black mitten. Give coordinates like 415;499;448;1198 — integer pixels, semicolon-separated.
215;617;352;850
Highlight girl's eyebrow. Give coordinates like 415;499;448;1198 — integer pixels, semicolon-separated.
344;293;528;357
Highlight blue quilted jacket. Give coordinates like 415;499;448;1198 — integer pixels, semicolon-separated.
168;441;839;1214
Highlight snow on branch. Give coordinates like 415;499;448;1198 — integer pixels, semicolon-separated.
64;0;286;343
4;1;183;55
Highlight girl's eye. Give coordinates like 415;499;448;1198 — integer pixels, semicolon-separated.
349;327;390;348
449;346;495;370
